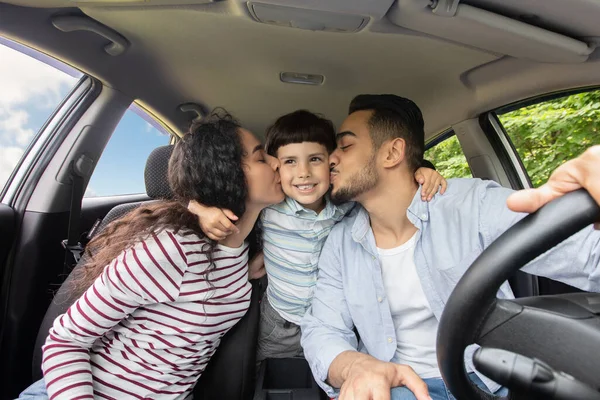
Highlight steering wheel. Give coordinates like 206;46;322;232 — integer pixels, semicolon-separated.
436;189;600;400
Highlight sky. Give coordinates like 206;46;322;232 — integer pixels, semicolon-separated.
86;109;170;197
0;39;170;198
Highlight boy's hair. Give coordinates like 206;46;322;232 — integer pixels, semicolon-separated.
349;94;425;173
265;110;336;157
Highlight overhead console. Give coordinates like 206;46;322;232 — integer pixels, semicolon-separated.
245;0;397;33
247;2;368;33
387;0;598;63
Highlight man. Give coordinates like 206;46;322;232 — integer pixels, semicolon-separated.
300;94;600;400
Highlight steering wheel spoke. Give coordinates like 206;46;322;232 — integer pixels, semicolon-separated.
477;294;600;390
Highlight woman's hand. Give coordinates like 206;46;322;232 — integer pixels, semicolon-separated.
248;251;266;280
415;167;447;201
188;200;240;241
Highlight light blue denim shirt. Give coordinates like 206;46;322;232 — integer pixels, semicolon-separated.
300;178;600;397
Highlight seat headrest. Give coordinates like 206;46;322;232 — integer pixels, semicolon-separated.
144;145;174;200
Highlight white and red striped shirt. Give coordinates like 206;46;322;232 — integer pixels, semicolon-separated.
42;230;251;400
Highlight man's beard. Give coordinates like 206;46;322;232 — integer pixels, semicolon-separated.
331;155;378;205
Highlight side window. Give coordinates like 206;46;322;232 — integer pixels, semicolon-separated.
85;104;171;197
424;132;472;179
0;38;81;192
497;89;600;187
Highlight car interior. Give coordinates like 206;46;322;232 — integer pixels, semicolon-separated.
0;0;599;399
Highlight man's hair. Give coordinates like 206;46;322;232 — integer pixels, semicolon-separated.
265;110;336;157
349;94;425;172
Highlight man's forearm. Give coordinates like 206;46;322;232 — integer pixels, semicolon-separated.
328;350;377;388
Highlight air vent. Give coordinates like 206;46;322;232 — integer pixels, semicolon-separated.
248;2;368;33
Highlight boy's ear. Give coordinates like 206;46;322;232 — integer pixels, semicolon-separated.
382;138;406;169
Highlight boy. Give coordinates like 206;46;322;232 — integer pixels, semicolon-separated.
189;110;446;364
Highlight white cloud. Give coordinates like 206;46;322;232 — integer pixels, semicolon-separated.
0;43;79;183
0;146;24;189
145;121;169;137
0;109;35;146
84;185;97;198
0;45;75;110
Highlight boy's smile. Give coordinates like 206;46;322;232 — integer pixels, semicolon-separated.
294;184;318;193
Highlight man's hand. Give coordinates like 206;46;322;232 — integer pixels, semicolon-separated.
188;200;240;241
507;145;600;229
248;251;266;280
331;352;430;400
415;167;447;201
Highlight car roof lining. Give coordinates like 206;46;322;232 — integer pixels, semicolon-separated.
1;0;600;140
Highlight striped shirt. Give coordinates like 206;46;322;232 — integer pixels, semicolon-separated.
262;197;353;324
42;230;251;400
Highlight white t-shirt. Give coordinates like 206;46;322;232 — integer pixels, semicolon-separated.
378;233;441;379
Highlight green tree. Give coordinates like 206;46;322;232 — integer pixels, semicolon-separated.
425;89;600;186
424;134;472;179
498;90;600;187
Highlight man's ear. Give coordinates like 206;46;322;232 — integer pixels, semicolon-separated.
382;138;406;169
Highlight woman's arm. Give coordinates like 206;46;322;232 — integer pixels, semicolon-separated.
42;231;187;399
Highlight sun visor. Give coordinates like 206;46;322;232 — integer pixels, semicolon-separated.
388;0;595;63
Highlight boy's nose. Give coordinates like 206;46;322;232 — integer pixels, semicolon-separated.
298;168;310;178
298;163;310;178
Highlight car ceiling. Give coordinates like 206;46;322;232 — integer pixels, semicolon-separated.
1;0;600;139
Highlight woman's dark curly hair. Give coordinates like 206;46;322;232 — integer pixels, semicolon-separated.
70;109;259;299
169;110;247;217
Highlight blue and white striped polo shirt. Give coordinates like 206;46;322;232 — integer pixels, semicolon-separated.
262;196;354;324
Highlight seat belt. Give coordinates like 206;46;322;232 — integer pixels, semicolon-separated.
62;155;93;273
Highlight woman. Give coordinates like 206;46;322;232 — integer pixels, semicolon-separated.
19;111;284;399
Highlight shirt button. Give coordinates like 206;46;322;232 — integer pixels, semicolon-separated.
387;337;393;343
377;296;383;303
421;213;428;220
372;256;376;260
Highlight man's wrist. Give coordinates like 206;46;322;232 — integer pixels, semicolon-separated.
340;353;359;382
337;351;373;383
330;351;397;391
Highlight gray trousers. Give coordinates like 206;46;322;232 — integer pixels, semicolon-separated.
256;294;303;363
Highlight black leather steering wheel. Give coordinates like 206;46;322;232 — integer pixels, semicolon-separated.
436;189;600;400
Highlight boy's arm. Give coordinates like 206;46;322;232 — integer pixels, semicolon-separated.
414;166;447;201
188;200;239;241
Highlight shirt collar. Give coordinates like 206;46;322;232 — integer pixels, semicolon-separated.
351;206;371;243
407;186;430;224
284;195;343;220
351;186;429;243
284;195;306;214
